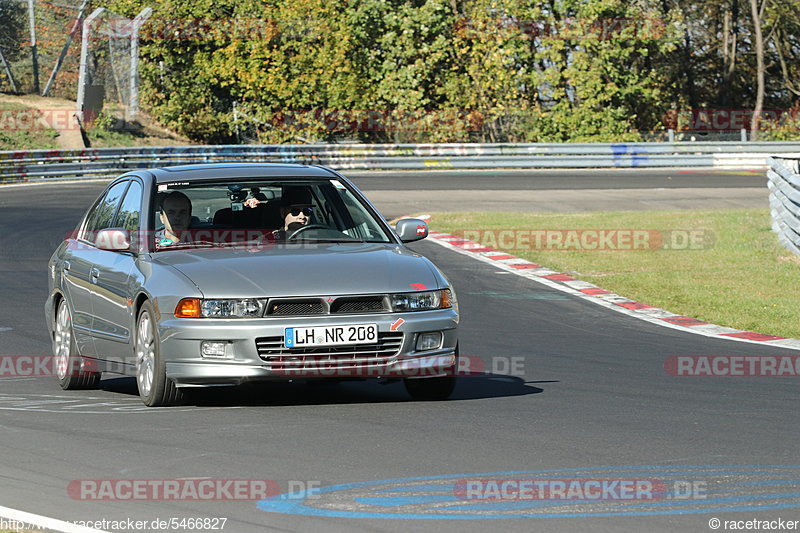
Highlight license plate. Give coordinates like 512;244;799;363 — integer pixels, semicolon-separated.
284;323;378;348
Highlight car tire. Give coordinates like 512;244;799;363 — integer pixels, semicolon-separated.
54;299;101;390
403;345;458;401
135;301;182;407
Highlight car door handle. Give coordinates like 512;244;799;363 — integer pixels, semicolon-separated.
90;267;100;282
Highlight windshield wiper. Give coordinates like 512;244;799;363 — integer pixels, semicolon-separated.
156;240;227;250
290;238;363;243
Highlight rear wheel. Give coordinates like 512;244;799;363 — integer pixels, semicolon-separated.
135;301;182;407
403;345;458;401
54;299;100;390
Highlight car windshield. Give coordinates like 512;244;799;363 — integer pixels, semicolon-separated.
153;178;393;250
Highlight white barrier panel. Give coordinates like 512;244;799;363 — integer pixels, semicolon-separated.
3;142;800;182
767;156;800;256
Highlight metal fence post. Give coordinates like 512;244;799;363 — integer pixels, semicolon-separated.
76;8;106;120
0;48;19;93
27;0;39;94
129;8;152;120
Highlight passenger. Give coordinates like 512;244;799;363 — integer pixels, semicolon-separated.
274;186;313;240
156;191;192;246
244;187;269;209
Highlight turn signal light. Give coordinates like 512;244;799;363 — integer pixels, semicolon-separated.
441;289;453;309
175;298;201;318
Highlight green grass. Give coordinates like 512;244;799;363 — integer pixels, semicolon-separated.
0;102;60;150
84;106;191;147
430;209;800;339
85;125;145;147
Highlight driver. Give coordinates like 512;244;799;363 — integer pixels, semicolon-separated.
273;186;313;240
156;191;192;246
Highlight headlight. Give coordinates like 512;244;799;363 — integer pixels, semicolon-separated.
389;289;453;312
175;298;265;318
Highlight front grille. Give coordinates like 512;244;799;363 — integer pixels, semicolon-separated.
261;295;390;316
256;332;404;372
331;296;387;314
267;300;325;316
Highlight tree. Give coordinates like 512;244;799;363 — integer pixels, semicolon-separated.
95;0;798;143
0;0;27;63
749;0;765;140
0;0;27;91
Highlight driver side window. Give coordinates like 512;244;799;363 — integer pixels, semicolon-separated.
80;181;129;244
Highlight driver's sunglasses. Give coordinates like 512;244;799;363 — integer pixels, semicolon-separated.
289;207;313;216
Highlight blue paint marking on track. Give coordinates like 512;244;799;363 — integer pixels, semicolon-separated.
256;465;800;519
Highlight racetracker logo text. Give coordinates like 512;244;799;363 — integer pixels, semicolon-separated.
453;229;714;251
0;355;96;377
270;355;525;378
0;109;81;131
453;479;672;501
664;355;800;377
663;108;800;131
255;465;782;519
65;229;278;251
454;17;667;41
67;479;291;501
266;109;485;132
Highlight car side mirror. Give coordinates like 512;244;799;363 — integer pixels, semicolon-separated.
395;219;428;243
95;228;132;251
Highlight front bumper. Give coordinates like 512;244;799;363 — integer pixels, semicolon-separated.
158;309;458;386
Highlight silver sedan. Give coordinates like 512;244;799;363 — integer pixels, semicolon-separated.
46;163;459;406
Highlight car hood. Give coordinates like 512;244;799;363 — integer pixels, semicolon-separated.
151;243;442;298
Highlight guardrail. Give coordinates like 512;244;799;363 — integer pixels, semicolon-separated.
767;156;800;256
3;142;800;183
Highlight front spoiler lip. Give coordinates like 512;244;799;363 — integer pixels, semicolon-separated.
166;352;457;387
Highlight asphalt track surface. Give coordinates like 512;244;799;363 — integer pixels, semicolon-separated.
1;171;798;533
345;168;769;214
346;168;766;190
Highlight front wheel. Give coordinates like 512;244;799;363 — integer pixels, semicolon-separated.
53;299;100;390
135;301;182;407
403;346;458;401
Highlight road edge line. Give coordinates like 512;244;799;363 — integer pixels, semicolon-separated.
404;214;800;352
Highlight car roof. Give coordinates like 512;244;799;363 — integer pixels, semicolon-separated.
147;163;341;184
